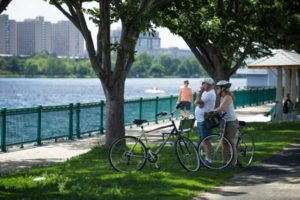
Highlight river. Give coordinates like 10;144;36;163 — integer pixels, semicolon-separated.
0;78;247;108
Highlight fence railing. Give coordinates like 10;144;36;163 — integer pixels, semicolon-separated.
0;87;276;152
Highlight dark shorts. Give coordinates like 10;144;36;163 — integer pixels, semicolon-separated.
180;101;191;110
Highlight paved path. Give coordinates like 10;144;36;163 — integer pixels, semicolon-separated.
0;104;272;173
194;142;300;200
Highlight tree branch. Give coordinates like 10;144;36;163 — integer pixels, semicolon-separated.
0;0;11;14
151;0;174;10
231;39;252;75
51;0;103;77
184;38;214;76
100;0;112;74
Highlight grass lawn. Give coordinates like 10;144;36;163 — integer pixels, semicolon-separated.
0;121;299;199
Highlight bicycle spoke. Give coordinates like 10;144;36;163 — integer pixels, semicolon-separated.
109;136;147;172
198;134;233;169
237;132;255;167
175;137;200;172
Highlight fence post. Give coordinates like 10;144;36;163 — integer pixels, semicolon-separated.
155;96;159;124
1;108;7;152
68;103;73;140
139;98;143;120
170;95;173;114
255;88;260;106
37;106;42;146
100;101;104;134
76;103;81;139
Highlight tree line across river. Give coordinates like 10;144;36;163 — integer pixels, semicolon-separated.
0;53;209;78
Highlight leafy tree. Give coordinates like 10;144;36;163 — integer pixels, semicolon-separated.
0;58;7;71
48;0;173;145
158;55;178;75
6;57;21;73
0;0;11;14
149;62;164;77
156;0;299;81
128;52;153;77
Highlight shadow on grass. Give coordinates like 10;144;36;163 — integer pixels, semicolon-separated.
0;121;299;200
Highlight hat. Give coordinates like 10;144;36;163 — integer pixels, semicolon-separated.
203;78;214;85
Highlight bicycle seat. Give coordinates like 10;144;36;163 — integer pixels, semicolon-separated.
133;119;148;126
239;121;246;127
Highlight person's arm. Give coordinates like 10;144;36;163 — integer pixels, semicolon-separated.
215;95;232;112
177;88;182;103
194;88;205;108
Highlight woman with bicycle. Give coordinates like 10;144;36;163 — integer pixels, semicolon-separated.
214;80;239;167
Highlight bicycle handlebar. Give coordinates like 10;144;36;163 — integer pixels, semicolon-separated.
155;112;168;117
155;103;182;118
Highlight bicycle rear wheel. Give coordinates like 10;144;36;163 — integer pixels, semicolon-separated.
108;136;147;172
175;137;200;172
237;132;255;167
198;134;233;169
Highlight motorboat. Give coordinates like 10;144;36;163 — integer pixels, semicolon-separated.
145;87;165;94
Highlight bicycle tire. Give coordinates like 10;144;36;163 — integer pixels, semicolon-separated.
198;134;233;169
237;132;255;167
175;137;200;172
108;136;147;172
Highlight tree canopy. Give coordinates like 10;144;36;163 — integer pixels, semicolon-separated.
155;0;300;81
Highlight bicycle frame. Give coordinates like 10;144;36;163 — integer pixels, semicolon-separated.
128;114;179;159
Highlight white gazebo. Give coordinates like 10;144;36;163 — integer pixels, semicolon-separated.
248;50;300;120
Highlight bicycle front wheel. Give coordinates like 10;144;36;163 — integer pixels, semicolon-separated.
108;136;147;172
237;132;255;167
175;137;200;172
198;134;233;169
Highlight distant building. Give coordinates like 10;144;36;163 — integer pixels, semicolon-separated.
68;22;84;57
111;29;161;51
111;29;193;59
9;19;17;55
0;14;17;55
236;68;277;88
0;14;85;57
149;47;193;59
52;21;69;56
17;19;35;55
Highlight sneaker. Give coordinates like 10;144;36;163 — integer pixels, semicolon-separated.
204;158;212;167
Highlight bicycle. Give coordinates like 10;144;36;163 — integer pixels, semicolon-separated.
108;108;200;172
197;113;255;169
236;121;255;168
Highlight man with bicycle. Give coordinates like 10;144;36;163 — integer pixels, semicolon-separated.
194;78;216;166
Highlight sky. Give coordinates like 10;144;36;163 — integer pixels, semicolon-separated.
3;0;189;49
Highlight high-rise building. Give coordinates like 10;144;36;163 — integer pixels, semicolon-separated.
17;19;35;55
0;14;10;54
0;14;85;57
69;22;84;57
52;20;69;56
52;20;84;57
111;29;161;52
9;20;17;55
44;21;52;54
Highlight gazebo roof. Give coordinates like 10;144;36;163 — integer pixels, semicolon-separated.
248;50;300;69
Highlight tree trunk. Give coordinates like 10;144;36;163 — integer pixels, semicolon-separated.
101;77;126;146
298;69;300;103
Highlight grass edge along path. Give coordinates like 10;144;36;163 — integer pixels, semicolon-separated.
0;121;299;200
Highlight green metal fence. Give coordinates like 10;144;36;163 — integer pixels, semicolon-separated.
0;88;276;152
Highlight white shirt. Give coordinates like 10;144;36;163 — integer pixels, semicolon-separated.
195;89;216;122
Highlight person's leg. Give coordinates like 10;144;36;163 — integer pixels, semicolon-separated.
180;102;186;118
199;122;213;162
185;102;191;119
225;121;239;166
